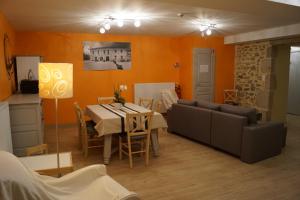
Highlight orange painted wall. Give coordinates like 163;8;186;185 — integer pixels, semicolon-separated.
14;31;234;124
177;35;235;103
0;12;15;100
15;32;180;124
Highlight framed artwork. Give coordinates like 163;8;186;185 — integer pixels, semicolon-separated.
3;33;17;93
83;41;131;70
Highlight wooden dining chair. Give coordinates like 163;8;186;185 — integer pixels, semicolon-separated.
224;89;239;105
138;98;154;110
153;100;162;113
74;102;103;157
97;97;115;104
73;102;83;149
26;144;48;156
119;112;153;168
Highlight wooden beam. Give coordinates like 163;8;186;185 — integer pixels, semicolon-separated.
224;23;300;44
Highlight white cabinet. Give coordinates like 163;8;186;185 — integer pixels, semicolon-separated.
0;102;13;153
7;94;44;156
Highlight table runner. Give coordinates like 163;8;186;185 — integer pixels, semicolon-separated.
100;104;126;134
100;104;142;134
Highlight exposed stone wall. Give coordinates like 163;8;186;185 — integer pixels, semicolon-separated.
234;42;274;120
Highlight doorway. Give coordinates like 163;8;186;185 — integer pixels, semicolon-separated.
288;46;300;115
271;44;300;123
193;48;215;102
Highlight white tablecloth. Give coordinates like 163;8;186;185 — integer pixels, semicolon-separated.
86;103;167;137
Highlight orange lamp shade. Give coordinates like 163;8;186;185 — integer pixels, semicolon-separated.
38;63;73;99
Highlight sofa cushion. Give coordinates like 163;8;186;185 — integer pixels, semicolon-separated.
177;99;197;106
196;100;220;111
220;104;257;124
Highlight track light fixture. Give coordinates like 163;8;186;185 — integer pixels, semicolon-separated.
117;19;124;27
176;13;217;36
134;20;141;27
99;27;105;34
99;16;142;34
104;23;111;30
198;24;216;36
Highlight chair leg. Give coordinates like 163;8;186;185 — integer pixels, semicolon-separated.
145;135;150;166
119;136;122;160
78;125;82;150
157;128;160;145
83;135;88;157
140;140;144;157
128;137;133;168
84;142;88;157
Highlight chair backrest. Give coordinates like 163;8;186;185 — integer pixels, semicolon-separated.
0;151;138;200
97;97;115;104
153;100;162;113
126;112;153;138
138;98;154;110
73;103;88;142
74;102;81;128
26;144;48;156
160;89;178;110
224;89;238;104
0;151;51;199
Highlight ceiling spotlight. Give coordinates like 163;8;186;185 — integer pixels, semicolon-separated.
117;19;124;27
104;23;111;30
134;20;141;27
199;25;208;32
99;27;105;34
177;13;184;18
206;28;212;36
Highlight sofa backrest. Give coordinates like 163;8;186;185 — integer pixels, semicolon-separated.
177;99;197;106
211;111;248;156
196;100;220;111
220;104;257;125
168;103;213;144
177;99;221;111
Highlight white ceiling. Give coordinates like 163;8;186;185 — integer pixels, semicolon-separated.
1;0;300;36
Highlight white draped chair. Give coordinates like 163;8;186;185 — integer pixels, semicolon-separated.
160;89;179;110
0;151;139;200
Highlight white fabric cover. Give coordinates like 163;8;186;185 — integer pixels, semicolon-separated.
0;151;139;200
86;103;167;137
160;89;179;110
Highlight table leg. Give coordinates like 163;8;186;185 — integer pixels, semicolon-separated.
151;129;160;156
103;134;112;164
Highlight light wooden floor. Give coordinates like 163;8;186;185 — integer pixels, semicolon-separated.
45;117;300;200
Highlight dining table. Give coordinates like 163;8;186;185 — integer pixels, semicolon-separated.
85;103;168;164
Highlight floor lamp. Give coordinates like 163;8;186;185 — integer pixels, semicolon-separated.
39;63;73;177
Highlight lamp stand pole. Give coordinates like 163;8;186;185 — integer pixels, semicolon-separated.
55;98;61;177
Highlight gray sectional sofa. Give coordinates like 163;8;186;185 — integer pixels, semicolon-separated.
167;99;287;163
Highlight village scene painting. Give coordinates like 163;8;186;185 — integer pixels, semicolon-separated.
83;41;131;70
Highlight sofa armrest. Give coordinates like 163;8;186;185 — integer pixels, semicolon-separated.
241;122;285;163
